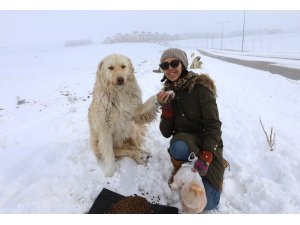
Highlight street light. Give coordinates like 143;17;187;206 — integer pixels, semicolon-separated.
216;20;230;51
241;11;246;52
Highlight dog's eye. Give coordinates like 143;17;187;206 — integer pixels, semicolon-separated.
108;66;114;70
121;65;126;69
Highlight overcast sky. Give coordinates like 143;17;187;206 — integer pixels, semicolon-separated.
0;10;300;47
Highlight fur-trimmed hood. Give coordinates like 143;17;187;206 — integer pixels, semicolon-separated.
189;71;217;97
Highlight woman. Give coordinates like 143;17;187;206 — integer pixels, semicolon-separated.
157;48;225;211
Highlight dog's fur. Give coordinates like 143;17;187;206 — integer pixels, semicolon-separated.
88;54;158;177
170;163;207;213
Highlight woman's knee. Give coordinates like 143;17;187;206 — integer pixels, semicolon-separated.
169;140;190;161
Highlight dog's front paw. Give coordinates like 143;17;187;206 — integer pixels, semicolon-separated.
136;151;151;164
104;163;117;177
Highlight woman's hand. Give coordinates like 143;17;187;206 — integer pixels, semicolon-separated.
157;91;175;106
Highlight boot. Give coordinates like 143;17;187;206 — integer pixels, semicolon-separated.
169;157;185;184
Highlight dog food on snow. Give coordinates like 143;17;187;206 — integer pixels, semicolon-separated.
107;195;153;214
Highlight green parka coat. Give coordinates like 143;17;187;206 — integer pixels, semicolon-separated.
160;72;225;191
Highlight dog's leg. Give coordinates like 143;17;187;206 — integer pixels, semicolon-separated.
134;95;159;125
90;131;102;159
98;133;116;177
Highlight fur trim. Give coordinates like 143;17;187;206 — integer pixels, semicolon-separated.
189;72;217;96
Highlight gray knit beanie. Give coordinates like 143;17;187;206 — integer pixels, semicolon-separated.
160;48;188;69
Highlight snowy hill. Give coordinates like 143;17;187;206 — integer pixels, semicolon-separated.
0;41;300;213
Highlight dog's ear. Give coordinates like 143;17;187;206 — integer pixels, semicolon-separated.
127;58;136;81
96;61;108;84
98;61;103;71
127;59;134;73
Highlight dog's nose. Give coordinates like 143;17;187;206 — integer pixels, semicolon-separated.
117;77;124;85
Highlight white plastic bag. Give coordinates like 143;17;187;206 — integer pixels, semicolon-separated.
170;153;207;213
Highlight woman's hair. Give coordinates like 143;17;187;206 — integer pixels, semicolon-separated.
161;68;189;82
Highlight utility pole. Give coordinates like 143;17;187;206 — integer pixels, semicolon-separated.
206;35;209;49
216;20;230;51
242;11;246;52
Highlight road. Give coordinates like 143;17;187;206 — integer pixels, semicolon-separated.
198;50;300;80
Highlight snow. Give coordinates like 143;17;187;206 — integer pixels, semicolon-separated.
1;37;300;216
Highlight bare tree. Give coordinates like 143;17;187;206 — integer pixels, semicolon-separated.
259;118;276;151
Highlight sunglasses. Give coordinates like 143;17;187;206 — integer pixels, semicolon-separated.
159;60;180;70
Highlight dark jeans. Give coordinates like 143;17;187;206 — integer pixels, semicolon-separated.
170;140;221;211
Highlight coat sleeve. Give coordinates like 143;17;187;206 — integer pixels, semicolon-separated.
197;87;222;152
159;116;174;138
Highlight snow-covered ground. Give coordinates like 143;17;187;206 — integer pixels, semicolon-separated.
0;39;300;214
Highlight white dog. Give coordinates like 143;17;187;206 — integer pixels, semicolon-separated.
190;56;202;69
88;54;158;177
170;155;207;214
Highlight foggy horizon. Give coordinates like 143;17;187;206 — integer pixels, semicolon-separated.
1;10;300;47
